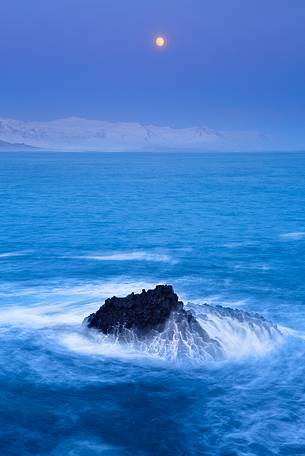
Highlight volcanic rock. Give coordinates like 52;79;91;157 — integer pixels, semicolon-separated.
85;284;208;338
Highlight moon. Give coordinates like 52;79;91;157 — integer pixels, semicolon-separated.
155;36;166;48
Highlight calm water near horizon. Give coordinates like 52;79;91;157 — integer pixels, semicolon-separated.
1;151;305;455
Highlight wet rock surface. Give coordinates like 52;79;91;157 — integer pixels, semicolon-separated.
85;284;207;337
83;284;282;361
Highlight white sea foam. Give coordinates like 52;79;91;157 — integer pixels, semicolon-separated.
0;251;26;258
0;304;83;327
60;320;220;364
184;295;249;308
279;325;305;340
223;241;258;249
60;332;147;360
0;279;157;328
50;438;126;456
0;278;156;299
60;303;282;364
233;262;272;271
280;232;305;241
195;307;282;359
0;279;285;364
69;251;175;263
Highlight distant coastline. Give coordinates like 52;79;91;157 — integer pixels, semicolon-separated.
0;139;39;152
0;116;277;153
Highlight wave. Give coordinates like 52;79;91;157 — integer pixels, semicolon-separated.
233;262;271;271
223;241;259;249
190;303;282;359
0;279;158;325
279;325;305;341
0;251;26;258
69;251;175;263
0;280;285;365
280;232;305;241
77;302;282;364
0;278;156;299
50;439;125;456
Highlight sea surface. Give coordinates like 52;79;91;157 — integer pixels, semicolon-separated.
1;151;305;456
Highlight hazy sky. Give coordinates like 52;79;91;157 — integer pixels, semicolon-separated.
1;0;305;146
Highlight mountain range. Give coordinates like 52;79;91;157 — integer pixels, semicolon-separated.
0;117;271;152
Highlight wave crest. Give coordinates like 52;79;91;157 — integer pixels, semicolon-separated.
69;251;175;263
79;302;283;364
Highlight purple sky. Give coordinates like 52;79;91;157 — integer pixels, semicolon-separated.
1;0;305;148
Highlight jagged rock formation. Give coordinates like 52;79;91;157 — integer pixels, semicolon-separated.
86;285;177;333
85;285;204;336
84;285;282;362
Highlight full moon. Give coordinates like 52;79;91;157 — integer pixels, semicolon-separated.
155;36;166;48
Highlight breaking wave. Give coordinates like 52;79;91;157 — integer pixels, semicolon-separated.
189;303;282;359
0;280;284;366
78;302;283;364
69;251;175;263
280;231;305;241
0;251;27;258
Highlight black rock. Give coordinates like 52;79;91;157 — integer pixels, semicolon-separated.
85;284;206;338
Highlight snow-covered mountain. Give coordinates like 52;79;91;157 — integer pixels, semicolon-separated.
0;117;270;152
0;139;37;151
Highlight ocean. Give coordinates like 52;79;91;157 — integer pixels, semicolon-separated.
1;151;305;455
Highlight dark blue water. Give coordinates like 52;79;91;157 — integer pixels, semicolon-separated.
1;152;305;455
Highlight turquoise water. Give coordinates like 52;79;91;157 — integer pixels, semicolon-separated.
1;152;305;455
